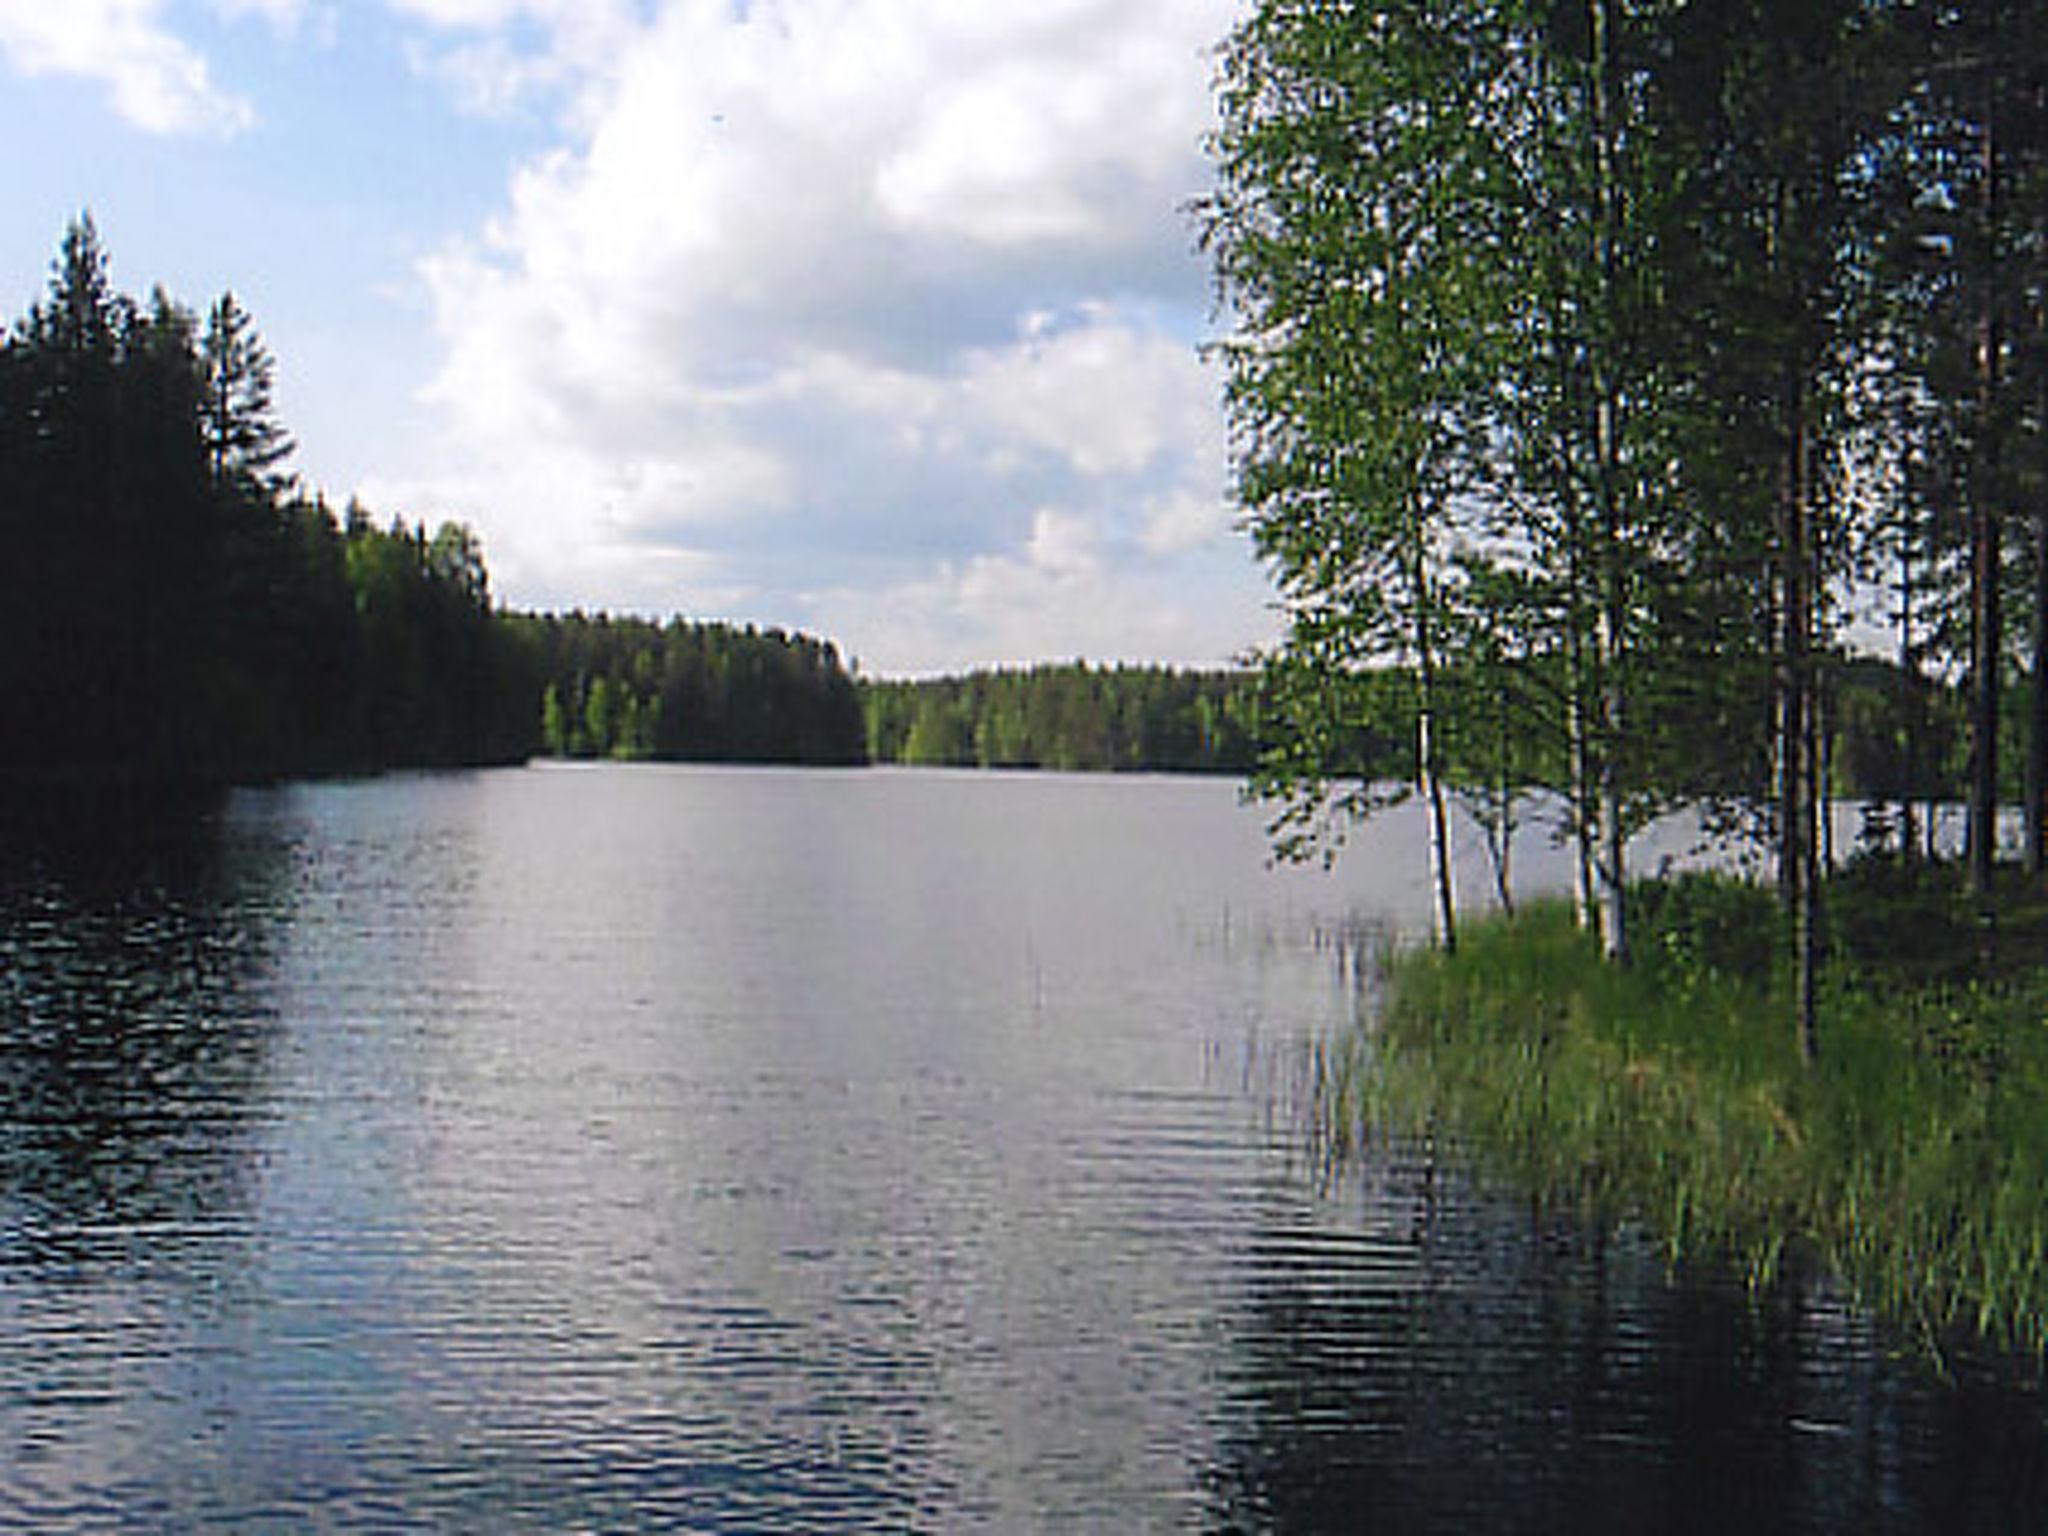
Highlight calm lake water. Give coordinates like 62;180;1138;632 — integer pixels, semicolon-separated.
2;765;2044;1530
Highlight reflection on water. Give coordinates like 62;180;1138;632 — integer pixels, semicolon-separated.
0;810;285;1249
1208;1146;2048;1534
0;807;290;1527
0;766;2043;1529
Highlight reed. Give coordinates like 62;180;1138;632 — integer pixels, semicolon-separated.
1353;865;2048;1358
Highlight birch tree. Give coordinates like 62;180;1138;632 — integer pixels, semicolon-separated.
1207;0;1520;949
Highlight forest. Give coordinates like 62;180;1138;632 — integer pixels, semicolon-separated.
863;664;1261;774
521;612;866;766
0;220;1259;791
0;217;870;789
1206;0;2048;1352
0;216;534;786
1206;0;2048;1048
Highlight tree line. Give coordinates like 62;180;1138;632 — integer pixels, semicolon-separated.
863;664;1261;773
0;223;1251;793
1206;0;2048;1056
520;612;866;765
0;215;535;787
0;216;873;792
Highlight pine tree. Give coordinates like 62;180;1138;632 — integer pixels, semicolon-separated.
200;290;294;502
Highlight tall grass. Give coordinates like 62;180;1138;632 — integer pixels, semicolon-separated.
1347;866;2048;1358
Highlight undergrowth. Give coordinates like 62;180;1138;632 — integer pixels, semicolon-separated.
1342;864;2048;1359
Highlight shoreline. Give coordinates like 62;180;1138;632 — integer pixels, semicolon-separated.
1348;867;2048;1363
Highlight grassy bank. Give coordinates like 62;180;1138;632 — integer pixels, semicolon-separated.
1341;863;2048;1357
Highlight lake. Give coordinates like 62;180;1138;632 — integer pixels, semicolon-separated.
2;764;2043;1530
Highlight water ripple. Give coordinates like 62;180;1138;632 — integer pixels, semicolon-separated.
4;769;2045;1529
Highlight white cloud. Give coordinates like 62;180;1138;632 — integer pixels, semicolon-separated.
810;520;1273;678
961;308;1217;478
208;0;319;35
0;0;253;134
1139;487;1233;558
1022;507;1102;579
405;0;1258;669
389;0;642;118
404;34;554;116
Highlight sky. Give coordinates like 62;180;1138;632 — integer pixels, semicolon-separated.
0;0;1273;677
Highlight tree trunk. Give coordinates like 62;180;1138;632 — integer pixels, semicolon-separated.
1765;143;1819;1065
1819;667;1834;877
1418;681;1457;953
1590;0;1626;964
1967;67;2003;901
1899;531;1918;862
1415;538;1457;953
2029;470;2048;880
1968;356;2003;899
1596;500;1626;966
1566;533;1598;932
1781;362;1819;1068
1494;683;1516;916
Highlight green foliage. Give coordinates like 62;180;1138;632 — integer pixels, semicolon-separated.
1822;855;1980;980
1205;0;2048;953
199;289;293;502
1631;873;1782;989
540;684;569;757
1;216;883;787
1359;872;2048;1355
1830;654;1967;803
863;663;1258;775
0;216;536;786
519;611;864;766
1204;0;1836;951
1244;652;1412;862
1205;0;1522;902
